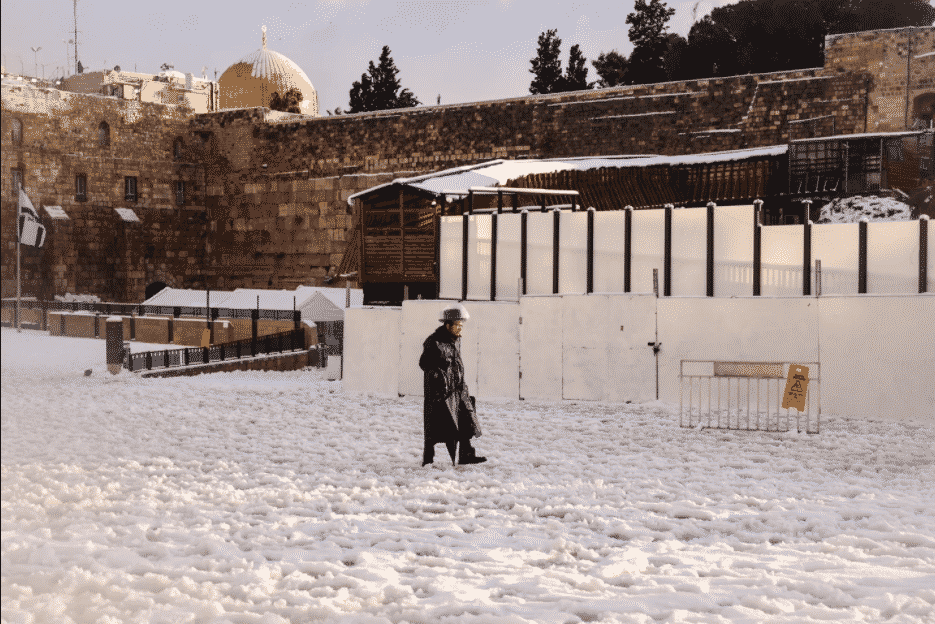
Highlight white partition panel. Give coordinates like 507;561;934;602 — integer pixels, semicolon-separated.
593;211;627;293
559;212;588;294
714;205;754;297
463;301;520;399
657;297;820;406
398;300;456;397
631;209;664;293
526;213;554;295
819;295;934;421
930;219;935;292
519;296;563;400
562;294;656;401
812;223;858;295
343;307;401;395
671;207;707;297
467;215;492;300
496;213;522;300
867;221;920;294
439;216;463;299
761;224;804;296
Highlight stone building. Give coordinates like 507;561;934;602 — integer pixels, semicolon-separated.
2;26;932;303
61;68;219;114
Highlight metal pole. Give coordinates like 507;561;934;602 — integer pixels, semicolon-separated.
664;204;673;297
624;206;632;293
753;199;762;296
706;202;715;297
16;221;21;332
920;216;929;294
858;219;868;294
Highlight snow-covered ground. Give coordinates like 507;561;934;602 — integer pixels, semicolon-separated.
3;328;934;624
816;195;913;224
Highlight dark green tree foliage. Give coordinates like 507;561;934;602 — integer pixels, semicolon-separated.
529;29;564;94
562;44;591;91
682;0;935;79
348;46;421;113
625;0;676;85
269;88;303;114
592;51;629;88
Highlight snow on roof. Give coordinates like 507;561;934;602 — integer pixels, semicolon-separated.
791;130;931;143
114;208;140;223
141;288;231;307
221;288;315;311
348;147;787;205
43;205;69;220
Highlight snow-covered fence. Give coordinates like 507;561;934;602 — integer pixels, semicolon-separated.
439;208;934;299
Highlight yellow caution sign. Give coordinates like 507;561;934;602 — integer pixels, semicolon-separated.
200;328;211;348
781;365;809;411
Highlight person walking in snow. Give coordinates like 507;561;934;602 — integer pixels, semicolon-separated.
418;303;486;466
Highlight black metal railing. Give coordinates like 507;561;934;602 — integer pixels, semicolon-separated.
1;299;305;325
125;328;305;373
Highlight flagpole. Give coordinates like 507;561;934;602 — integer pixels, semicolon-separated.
16;224;21;332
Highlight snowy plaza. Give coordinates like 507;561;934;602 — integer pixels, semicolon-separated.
2;328;934;623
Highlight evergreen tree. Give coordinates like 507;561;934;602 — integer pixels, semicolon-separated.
562;44;591;91
625;0;676;85
269;88;303;114
348;46;421;113
592;50;629;88
529;29;563;94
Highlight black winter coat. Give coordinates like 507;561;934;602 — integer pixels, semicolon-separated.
419;325;481;445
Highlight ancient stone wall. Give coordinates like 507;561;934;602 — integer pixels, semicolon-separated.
825;26;935;132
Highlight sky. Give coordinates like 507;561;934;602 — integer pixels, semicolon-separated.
0;0;733;114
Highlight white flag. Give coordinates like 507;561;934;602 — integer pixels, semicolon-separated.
18;214;46;247
19;189;39;221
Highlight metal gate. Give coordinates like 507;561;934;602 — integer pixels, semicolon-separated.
679;361;820;433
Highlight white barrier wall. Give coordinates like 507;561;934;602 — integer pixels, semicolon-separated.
343;306;402;396
818;295;935;422
519;296;564;401
657;297;820;406
560;294;656;402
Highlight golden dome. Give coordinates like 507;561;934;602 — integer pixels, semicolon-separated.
219;26;319;116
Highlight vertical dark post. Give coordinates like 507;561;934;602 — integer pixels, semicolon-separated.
586;207;594;294
803;220;812;296
210;307;218;344
540;195;546;213
858;219;868;294
706;202;715;297
146;351;153;371
399;187;406;279
468;190;474;215
94;314;100;338
664;204;673;297
920;216;929;294
105;317;124;375
624;206;632;293
167;315;173;344
512;192;519;213
130;310;136;341
434;201;441;297
497;190;503;214
520;210;528;295
462;211;469;301
203;346;209;364
490;212;498;301
293;309;301;331
552;208;560;294
753;199;762;296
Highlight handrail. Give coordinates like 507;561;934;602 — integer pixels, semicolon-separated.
125;328;306;372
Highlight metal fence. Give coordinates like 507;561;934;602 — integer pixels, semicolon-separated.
679;360;820;434
125;329;305;373
1;299;303;325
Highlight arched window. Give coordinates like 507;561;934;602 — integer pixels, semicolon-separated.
11;118;23;144
98;121;110;147
173;137;184;161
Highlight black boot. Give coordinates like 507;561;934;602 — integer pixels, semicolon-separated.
422;442;434;466
458;440;487;465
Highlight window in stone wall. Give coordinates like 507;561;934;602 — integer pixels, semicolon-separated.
125;176;138;202
98;121;110;147
175;180;185;206
11;119;23;145
173;137;184;161
11;168;23;197
75;174;87;201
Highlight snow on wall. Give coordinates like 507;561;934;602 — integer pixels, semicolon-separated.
819;295;935;421
343;306;401;396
